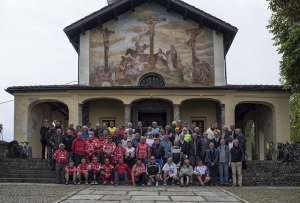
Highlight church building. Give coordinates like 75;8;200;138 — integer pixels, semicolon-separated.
5;0;290;160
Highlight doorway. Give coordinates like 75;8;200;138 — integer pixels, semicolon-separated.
138;112;167;128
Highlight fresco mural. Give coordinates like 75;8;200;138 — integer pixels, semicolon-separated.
89;3;214;87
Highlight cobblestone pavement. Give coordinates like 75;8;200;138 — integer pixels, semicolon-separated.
224;187;300;203
57;185;245;203
0;183;82;203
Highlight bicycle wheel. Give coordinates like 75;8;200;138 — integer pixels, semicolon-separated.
273;149;286;163
19;146;24;159
27;148;32;159
11;145;20;158
294;149;300;162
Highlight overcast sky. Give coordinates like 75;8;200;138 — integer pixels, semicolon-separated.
0;0;280;142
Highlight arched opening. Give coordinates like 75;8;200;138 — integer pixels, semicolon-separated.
131;99;173;128
28;101;69;158
138;73;166;87
235;102;274;160
81;99;124;127
181;99;221;133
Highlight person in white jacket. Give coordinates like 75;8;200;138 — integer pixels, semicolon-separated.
194;160;210;187
162;158;178;186
206;124;216;139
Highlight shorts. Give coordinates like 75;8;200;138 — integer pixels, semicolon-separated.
201;176;205;181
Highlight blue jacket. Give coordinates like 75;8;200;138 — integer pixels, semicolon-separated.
132;139;140;148
205;148;219;164
152;127;160;138
160;140;172;158
82;132;89;141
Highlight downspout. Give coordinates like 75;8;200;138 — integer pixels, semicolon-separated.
224;42;227;85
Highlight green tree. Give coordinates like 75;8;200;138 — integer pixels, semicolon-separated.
267;0;300;141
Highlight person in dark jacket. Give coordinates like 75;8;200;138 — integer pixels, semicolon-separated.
112;129;122;145
146;156;161;186
200;132;210;163
94;123;101;138
46;125;56;166
135;121;147;137
151;139;165;167
40;119;49;159
49;128;64;171
188;133;202;168
231;139;244;187
235;129;247;152
55;120;64;136
178;134;188;163
206;142;219;186
63;129;75;163
210;131;221;149
222;126;231;142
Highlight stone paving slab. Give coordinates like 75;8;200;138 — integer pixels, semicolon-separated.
127;191;158;195
204;196;240;202
171;195;206;202
101;195;131;200
194;191;229;196
62;201;119;203
68;195;103;200
104;187;141;191
131;195;170;201
77;189;94;194
92;190;127;195
160;191;195;196
120;201;154;203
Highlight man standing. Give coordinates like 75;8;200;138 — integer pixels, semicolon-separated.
178;134;188;162
94;123;102;138
46;125;56;166
65;122;76;136
95;134;107;164
132;133;141;148
72;132;86;166
53;143;68;184
62;130;75;163
217;139;231;186
127;128;135;141
231;139;244;187
85;135;97;163
136;136;150;165
160;135;172;167
81;126;89;141
200;132;210;163
182;127;192;143
88;157;101;185
40;119;49;159
112;129;122;145
230;125;236;139
86;122;95;134
125;141;135;168
222;126;231;142
162;158;178;186
107;121;116;134
101;158;115;185
206;124;215;139
125;123;135;133
151;122;160;138
210;131;221;149
132;158;147;187
188;133;202;168
194;127;203;139
135;121;146;136
114;158;131;186
235;129;247;152
206;142;219;186
114;141;126;164
146;156;161;187
121;134;129;148
49;129;64;171
151;139;165;167
169;140;182;167
103;136;116;164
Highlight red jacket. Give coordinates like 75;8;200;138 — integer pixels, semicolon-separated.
85;140;96;155
114;147;126;162
72;138;86;155
53;149;68;164
103;142;116;156
88;162;102;171
136;142;150;159
115;163;131;176
95;139;107;154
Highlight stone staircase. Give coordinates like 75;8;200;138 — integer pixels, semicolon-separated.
0;159;299;186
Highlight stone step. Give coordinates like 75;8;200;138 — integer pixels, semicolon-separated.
1;165;52;170
0;158;48;163
0;173;56;179
0;178;57;183
0;170;56;175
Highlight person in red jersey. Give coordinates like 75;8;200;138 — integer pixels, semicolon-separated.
101;158;114;185
72;132;86;166
95;134;107;164
136;136;150;166
114;141;126;164
65;160;77;185
86;135;96;163
77;157;89;185
53;143;69;184
118;124;125;137
88;157;101;185
103;136;116;164
114;158;131;186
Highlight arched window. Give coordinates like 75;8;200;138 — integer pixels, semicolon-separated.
139;76;165;87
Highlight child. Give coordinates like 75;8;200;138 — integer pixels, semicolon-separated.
180;164;190;187
65;160;77;185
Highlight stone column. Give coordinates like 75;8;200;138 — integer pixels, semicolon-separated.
124;104;132;125
173;104;181;121
78;103;83;126
220;104;225;128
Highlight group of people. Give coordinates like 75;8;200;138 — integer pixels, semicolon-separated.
39;119;246;187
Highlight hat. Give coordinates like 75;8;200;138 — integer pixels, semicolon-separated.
172;121;177;125
152;121;157;124
44;119;48;122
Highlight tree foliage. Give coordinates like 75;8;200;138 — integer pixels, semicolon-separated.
267;0;300;141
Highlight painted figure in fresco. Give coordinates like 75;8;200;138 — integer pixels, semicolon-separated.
138;16;166;67
182;63;194;83
166;45;178;71
99;27;115;70
185;27;203;53
155;49;168;70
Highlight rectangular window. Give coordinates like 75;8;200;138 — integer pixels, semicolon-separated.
190;117;206;133
100;117;116;126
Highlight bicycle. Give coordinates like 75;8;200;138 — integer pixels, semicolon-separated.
273;142;300;162
273;142;286;163
10;140;21;158
19;142;32;159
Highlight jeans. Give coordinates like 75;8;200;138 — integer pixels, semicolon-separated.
189;155;199;168
114;171;128;184
56;163;66;183
67;152;73;164
134;172;146;185
96;153;104;164
75;154;85;167
208;165;218;184
219;162;229;184
89;170;100;182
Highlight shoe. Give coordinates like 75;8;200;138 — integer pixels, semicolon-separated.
91;181;95;185
156;182;158;187
103;181;107;185
163;181;166;186
181;183;184;187
73;181;76;185
94;181;98;185
77;181;81;185
239;185;242;188
172;181;175;186
111;181;114;185
114;183;118;187
85;181;88;185
232;184;236;187
142;184;145;187
65;182;68;185
185;184;189;187
201;183;205;188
